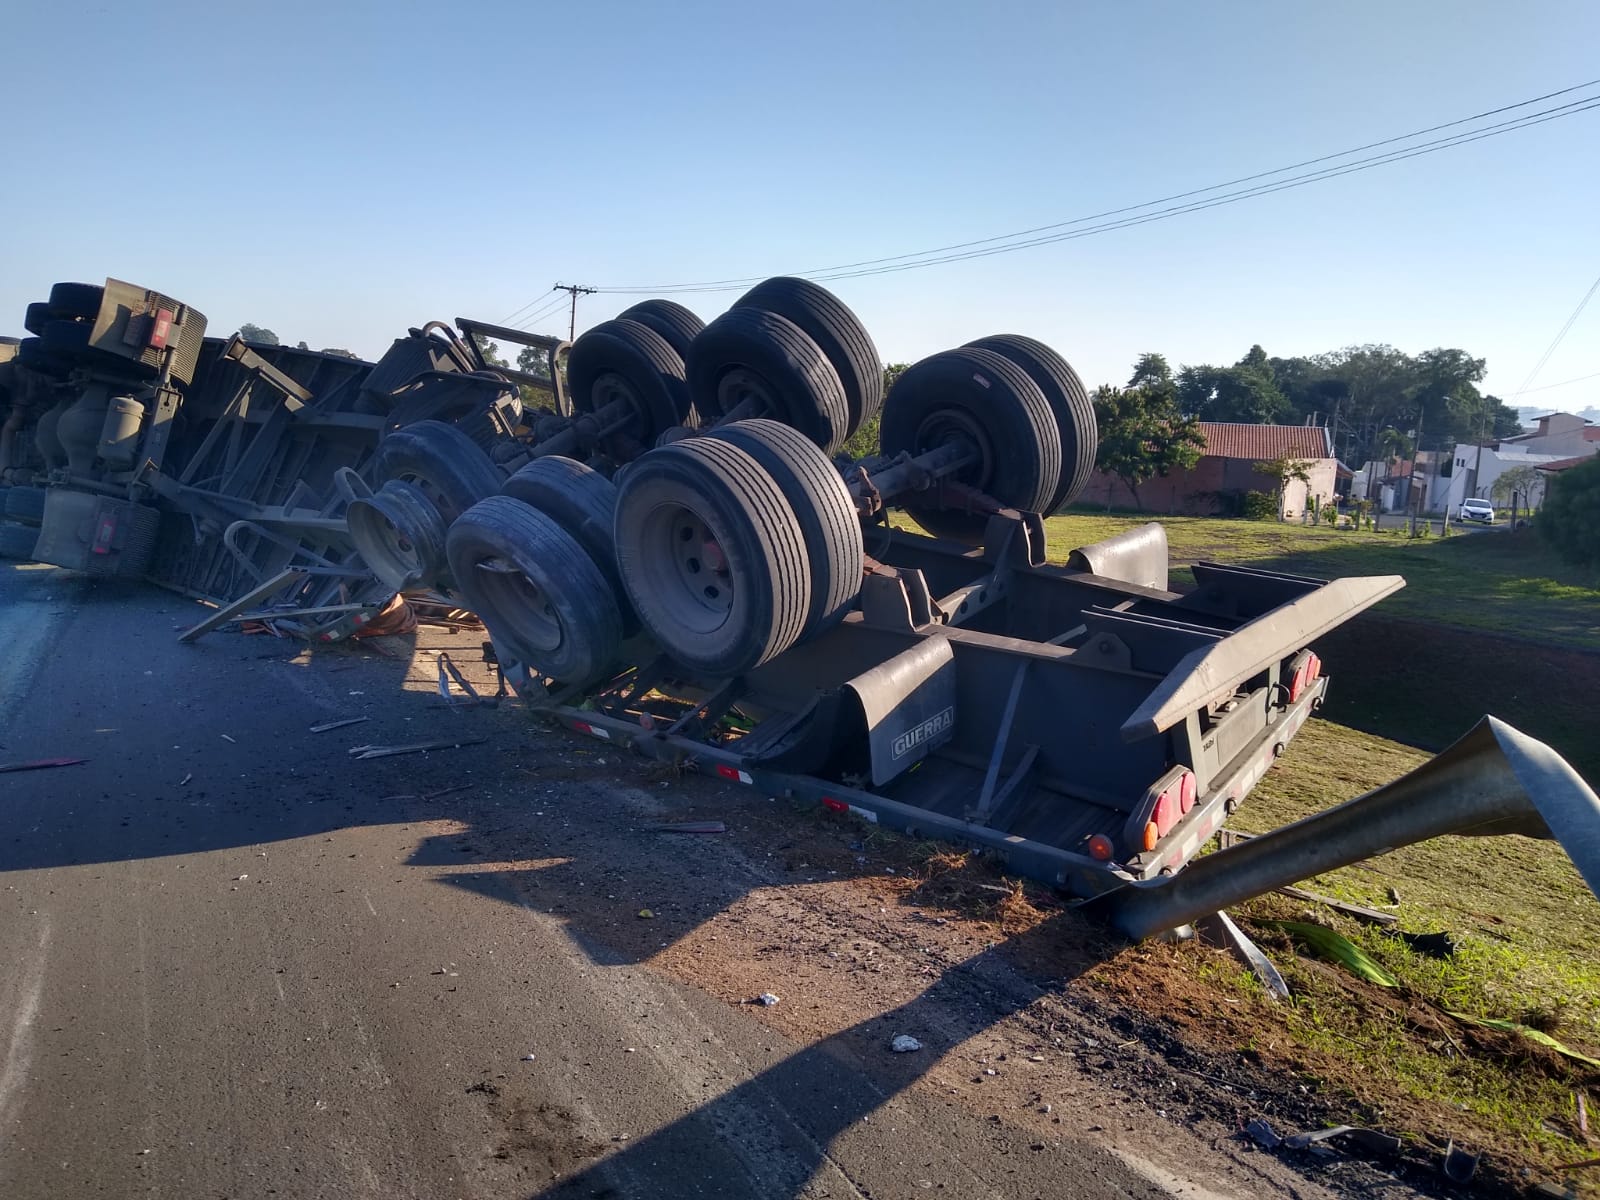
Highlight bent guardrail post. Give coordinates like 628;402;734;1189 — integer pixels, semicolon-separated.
1100;717;1600;941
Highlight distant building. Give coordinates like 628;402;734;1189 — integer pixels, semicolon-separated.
1431;412;1599;513
1077;422;1337;517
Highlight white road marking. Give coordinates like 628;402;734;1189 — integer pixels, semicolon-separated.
0;918;52;1133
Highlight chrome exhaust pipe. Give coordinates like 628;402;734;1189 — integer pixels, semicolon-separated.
1102;717;1600;940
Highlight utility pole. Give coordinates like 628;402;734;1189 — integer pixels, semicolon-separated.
553;283;597;342
1409;407;1424;537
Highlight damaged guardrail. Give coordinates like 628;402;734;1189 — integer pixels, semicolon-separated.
1096;716;1600;939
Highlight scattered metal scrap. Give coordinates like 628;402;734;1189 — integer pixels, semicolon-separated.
309;716;369;734
0;757;87;774
348;736;487;760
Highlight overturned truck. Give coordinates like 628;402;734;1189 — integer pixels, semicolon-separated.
4;275;1596;936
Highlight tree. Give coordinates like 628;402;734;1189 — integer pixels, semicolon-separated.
1491;464;1543;520
1252;456;1314;521
472;335;510;369
1375;426;1414;469
236;323;279;346
295;340;310;351
1093;378;1205;510
1539;457;1600;565
1175;346;1286;424
840;363;909;460
516;344;553;380
1128;352;1171;388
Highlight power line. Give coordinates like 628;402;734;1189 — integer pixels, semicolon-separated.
799;100;1600;284
1511;270;1600;398
590;81;1600;295
498;286;558;326
1513;368;1600;396
510;294;570;331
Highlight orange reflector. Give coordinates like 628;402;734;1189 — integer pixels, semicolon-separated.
1087;834;1115;861
1142;822;1159;852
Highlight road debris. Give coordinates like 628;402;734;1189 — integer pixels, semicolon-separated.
1245;1119;1281;1149
1276;884;1398;927
521;1054;536;1062
179;773;193;786
1395;929;1457;959
1442;1141;1479;1183
1283;1125;1401;1155
310;716;369;734
1578;1090;1590;1141
0;757;87;774
1196;910;1289;1000
753;993;780;1007
348;736;487;760
891;1035;923;1053
645;821;727;834
220;733;236;743
637;909;655;919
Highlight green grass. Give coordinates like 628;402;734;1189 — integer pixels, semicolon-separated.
1227;719;1600;1177
1040;509;1600;652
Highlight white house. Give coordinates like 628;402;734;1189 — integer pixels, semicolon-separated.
1431;412;1599;513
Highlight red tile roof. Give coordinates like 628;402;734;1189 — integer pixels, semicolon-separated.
1195;422;1332;460
1535;455;1597;473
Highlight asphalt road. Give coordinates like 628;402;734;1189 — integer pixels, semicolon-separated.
0;563;1220;1200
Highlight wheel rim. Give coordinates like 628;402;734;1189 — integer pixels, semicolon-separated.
347;480;448;590
473;558;564;652
637;501;734;634
913;408;991;491
590;371;648;436
714;367;778;420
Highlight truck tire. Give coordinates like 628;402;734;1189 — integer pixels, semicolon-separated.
567;319;691;456
686;307;848;452
706;419;863;636
47;282;103;321
502;455;638;635
14;338;72;378
24;303;51;337
0;521;38;560
369;420;503;527
618;300;704;361
965;334;1097;513
615;436;810;676
40;319;93;354
736;276;882;437
881;346;1061;543
446;495;623;685
4;485;48;527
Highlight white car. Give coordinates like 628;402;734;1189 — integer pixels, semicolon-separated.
1458;498;1495;523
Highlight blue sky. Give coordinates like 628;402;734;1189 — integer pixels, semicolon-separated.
3;1;1597;403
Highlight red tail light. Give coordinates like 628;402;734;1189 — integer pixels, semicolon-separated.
1286;649;1321;704
821;797;848;814
1087;834;1115;861
1125;766;1197;853
91;513;118;555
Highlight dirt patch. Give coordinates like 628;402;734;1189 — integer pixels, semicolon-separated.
1312;613;1600;784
